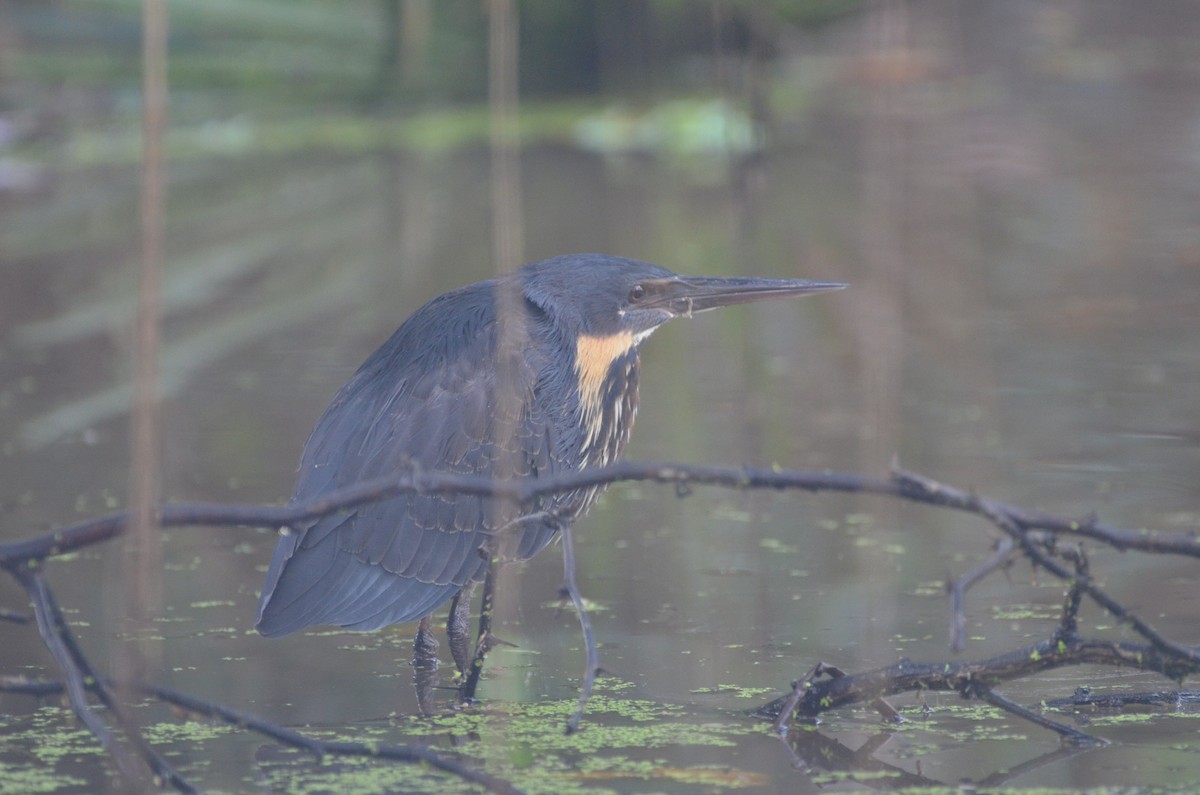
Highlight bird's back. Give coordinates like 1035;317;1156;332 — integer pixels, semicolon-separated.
255;280;581;637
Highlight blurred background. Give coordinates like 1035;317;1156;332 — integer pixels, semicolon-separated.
3;1;1200;792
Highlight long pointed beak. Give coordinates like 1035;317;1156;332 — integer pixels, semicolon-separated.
649;276;847;315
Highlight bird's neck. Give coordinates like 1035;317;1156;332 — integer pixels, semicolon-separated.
573;332;641;468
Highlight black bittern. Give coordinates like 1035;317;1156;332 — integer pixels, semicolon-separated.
256;254;843;677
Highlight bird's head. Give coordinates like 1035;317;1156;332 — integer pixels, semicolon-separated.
519;253;846;342
516;254;845;466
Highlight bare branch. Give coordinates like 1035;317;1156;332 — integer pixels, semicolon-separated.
973;494;1200;664
948;536;1015;652
771;662;843;734
0;675;522;795
6;460;1197;566
755;634;1200;725
0;607;30;624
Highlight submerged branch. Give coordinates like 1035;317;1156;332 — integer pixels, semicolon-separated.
755;634;1200;728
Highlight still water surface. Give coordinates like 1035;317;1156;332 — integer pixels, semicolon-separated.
4;20;1200;795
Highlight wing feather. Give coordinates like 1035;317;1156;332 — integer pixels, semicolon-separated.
256;282;569;637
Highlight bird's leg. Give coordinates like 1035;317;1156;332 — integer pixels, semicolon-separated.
410;614;440;715
447;582;477;676
412;665;437;716
457;560;497;702
411;614;439;667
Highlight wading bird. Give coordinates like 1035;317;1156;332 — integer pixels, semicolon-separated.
256;254;843;675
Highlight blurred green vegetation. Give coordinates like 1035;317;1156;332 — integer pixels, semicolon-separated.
6;0;861;110
4;0;861;168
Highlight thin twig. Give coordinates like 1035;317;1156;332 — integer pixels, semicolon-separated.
5;459;1197;692
1058;545;1088;639
974;495;1200;664
6;461;1197;565
0;607;30;624
0;675;65;696
948;537;1015;652
771;662;839;735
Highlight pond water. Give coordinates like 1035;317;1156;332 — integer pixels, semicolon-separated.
3;4;1200;794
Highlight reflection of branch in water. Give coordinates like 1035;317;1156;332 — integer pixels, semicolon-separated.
4;460;1200;789
973;744;1096;789
777;727;938;788
780;724;1095;792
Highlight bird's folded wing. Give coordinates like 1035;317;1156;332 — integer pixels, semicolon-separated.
256;304;567;635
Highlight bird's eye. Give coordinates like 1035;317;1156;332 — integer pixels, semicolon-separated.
629;284;646;303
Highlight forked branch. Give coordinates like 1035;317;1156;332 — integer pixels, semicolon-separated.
3;460;1198;789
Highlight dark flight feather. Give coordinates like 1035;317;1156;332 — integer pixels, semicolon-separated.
256;279;576;636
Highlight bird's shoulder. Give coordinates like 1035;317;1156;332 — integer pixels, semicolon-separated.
293;280;564;497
